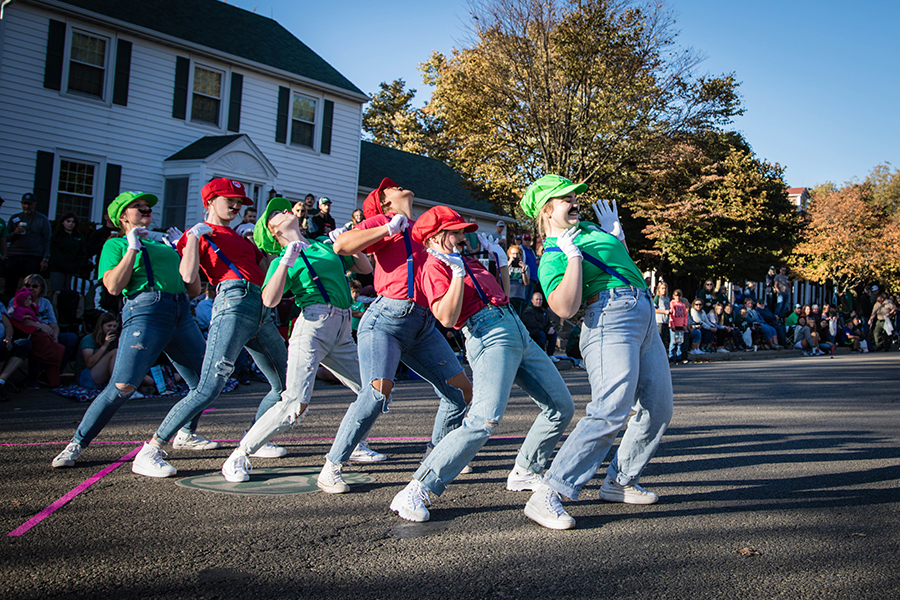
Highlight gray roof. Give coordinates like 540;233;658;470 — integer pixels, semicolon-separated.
56;0;364;96
164;135;244;161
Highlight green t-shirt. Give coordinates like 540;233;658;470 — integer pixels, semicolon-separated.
351;300;366;330
784;312;799;328
98;237;185;297
264;241;354;310
539;222;646;297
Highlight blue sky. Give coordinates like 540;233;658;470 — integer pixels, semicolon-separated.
234;0;899;189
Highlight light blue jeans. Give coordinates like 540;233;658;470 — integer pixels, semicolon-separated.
154;279;288;442
240;304;361;454
72;291;206;447
545;287;673;500
325;297;467;464
414;304;574;496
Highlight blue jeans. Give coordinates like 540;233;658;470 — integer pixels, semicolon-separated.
668;329;686;360
72;291;206;447
325;297;467;464
154;280;288;442
545;287;673;500
240;304;360;454
414;305;574;496
775;293;790;318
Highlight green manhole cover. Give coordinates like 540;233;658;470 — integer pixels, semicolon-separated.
176;467;374;495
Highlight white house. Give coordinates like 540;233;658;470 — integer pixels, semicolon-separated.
0;0;369;230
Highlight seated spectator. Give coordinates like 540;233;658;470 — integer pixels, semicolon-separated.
506;245;530;315
840;315;867;352
521;291;557;356
743;299;780;350
793;316;823;355
732;284;744;307
9;274;79;387
194;285;215;336
688;298;716;354
735;306;756;351
0;302;32;400
349;279;366;344
74;312;118;390
743;281;758;303
818;304;840;353
715;285;730;307
707;303;731;353
667;289;688;361
784;304;802;331
565;317;583;362
9;287;65;388
755;300;788;347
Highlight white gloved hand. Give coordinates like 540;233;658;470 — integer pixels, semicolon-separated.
188;222;213;239
328;226;348;243
280;240;305;267
477;233;508;268
166;227;184;245
592;200;625;241
386;214;409;236
427;248;466;279
126;226;148;251
556;226;582;259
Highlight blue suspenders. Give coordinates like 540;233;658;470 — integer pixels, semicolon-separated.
298;251;331;304
402;229;415;299
203;235;245;280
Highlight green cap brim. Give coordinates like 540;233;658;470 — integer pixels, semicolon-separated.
254;197;294;254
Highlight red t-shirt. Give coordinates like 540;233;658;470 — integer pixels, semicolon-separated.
421;254;509;329
357;214;429;306
176;223;265;287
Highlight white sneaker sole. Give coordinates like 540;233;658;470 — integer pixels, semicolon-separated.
132;463;176;478
599;488;659;505
348;452;386;463
390;497;430;522
221;468;250;483
523;502;575;530
172;441;221;451
316;478;349;494
250;446;287;458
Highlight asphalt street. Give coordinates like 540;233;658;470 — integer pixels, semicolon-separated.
1;352;898;599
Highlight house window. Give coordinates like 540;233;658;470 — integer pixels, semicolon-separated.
56;159;96;221
192;66;223;125
68;31;107;98
291;94;316;148
163;177;189;229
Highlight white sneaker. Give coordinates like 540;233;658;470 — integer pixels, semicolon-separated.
317;457;349;493
221;450;252;483
524;484;575;530
172;432;221;450
52;442;82;468
250;442;287;458
390;479;431;522
716;348;730;353
132;443;176;478
689;349;703;355
506;465;543;491
349;440;387;463
599;476;658;504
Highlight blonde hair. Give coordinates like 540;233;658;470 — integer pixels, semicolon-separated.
536;201;556;238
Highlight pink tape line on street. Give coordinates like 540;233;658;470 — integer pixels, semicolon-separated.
7;446;141;537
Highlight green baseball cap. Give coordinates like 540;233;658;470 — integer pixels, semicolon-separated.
519;175;588;218
254;197;293;254
108;191;158;225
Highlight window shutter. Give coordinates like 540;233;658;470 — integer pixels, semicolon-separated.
227;72;243;132
104;163;122;215
275;86;289;143
112;39;132;106
320;99;334;155
44;20;66;91
173;56;190;119
34;151;55;216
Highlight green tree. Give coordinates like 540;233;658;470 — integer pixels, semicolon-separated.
421;0;743;217
361;79;449;159
865;162;900;216
632;131;798;281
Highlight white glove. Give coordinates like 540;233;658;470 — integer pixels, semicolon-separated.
477;233;508;268
126;226;148;251
280;240;306;267
328;226;348;243
427;248;466;279
188;222;213;239
556;226;582;259
592;200;625;241
166;227;184;245
386;214;409;236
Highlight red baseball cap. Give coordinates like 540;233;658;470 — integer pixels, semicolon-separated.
201;178;253;208
412;206;477;244
362;177;399;219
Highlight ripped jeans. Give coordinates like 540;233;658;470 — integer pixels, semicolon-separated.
72;291;206;447
414;304;574;496
154;279;288;442
238;304;360;455
325;297;467;465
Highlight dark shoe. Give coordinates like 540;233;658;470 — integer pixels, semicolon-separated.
25;378;40;390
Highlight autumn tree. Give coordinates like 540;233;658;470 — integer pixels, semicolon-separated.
791;184;899;294
421;0;742;217
631;131;798;281
865;162;900;216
